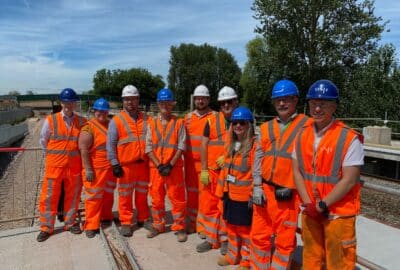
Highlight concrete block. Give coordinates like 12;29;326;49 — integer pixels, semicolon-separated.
363;126;392;145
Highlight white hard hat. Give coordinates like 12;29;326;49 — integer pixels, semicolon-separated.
121;85;139;97
217;86;237;101
193;85;210;97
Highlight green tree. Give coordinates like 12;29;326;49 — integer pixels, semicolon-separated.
250;0;386;112
92;68;164;102
168;43;242;110
8;90;21;96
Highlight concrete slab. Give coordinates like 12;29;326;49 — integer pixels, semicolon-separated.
0;226;111;270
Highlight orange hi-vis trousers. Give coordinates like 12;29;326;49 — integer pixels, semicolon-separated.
184;158;201;232
117;162;150;225
225;223;251;268
83;167;115;230
149;166;186;232
250;184;299;270
301;214;357;270
39;166;82;233
197;169;227;248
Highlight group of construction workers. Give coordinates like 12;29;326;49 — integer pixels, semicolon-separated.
36;78;364;270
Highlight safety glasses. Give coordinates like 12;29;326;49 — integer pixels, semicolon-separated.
219;99;234;106
232;121;248;126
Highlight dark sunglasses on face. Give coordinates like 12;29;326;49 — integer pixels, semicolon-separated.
219;99;234;105
232;121;247;126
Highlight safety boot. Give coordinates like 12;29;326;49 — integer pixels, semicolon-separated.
176;230;188;242
85;229;98;238
217;256;230;266
69;223;82;234
137;220;152;230
236;266;250;270
198;231;206;239
220;241;228;255
196;241;212;253
146;226;160;238
120;225;133;237
36;231;51;242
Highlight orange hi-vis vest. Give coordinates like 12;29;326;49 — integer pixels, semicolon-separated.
295;120;362;216
149;115;184;167
216;139;257;202
207;112;229;170
86;118;109;169
46;112;87;167
184;110;215;161
260;114;309;188
114;110;148;165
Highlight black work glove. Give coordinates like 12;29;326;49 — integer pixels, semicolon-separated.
157;164;165;174
160;163;173;176
112;164;124;178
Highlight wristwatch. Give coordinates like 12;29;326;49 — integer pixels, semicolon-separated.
318;201;329;217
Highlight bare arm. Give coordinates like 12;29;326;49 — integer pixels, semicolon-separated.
78;130;93;171
293;158;311;204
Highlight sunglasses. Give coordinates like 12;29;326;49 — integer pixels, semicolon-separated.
219;99;234;105
232;121;248;126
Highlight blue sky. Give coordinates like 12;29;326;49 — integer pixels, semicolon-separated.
0;0;399;95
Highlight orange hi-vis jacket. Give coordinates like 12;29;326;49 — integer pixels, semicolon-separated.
46;112;86;167
295;120;362;216
216;140;257;202
184;110;215;161
207;112;229;170
260;114;309;188
86;118;109;169
149;115;184;167
114;110;148;165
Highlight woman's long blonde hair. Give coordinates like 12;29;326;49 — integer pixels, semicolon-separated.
226;121;255;158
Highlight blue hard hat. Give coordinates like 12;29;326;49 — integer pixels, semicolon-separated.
306;80;339;101
231;106;254;122
93;98;110;111
59;88;79;102
271;80;299;99
157;88;174;101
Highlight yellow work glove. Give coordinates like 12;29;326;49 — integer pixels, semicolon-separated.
216;155;225;168
200;170;210;185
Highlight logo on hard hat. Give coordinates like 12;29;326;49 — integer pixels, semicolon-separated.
316;84;328;94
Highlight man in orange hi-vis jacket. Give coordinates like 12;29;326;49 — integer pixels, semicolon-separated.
196;86;239;255
79;98;115;238
145;88;188;243
250;80;310;269
37;88;87;242
293;80;364;270
183;85;215;236
107;85;150;237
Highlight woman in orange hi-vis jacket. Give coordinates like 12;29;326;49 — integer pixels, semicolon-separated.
37;88;87;242
145;88;188;243
79;98;116;238
293;80;364;270
215;106;256;270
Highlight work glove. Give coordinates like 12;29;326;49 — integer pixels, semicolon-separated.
252;185;266;207
112;164;124;178
200;170;210;185
157;164;164;174
85;169;94;182
216;155;225;168
160;163;173;176
302;203;325;223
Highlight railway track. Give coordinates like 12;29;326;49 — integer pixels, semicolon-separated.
100;221;142;270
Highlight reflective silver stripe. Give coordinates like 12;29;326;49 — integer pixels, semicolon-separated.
64;174;82;226
342;238;356;246
271;260;286;270
151;208;164;215
118;182;135;189
283;220;297;227
104;187;114;193
90;119;107;136
49;135;79;141
46;149;80;156
106;180;117;187
41;178;54;227
136;180;149;187
94;145;107;151
251;246;271;270
189;135;203;140
85;187;102;194
230;179;252;187
119;190;133;196
173;212;184;220
279;116;308;155
297;127;350;185
274;250;290;263
155;118;178;150
88;193;103;200
116;112;147;145
209;113;224;146
186;145;201;152
227;249;236;262
135;187;147;194
224;152;250;173
200;212;220;224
